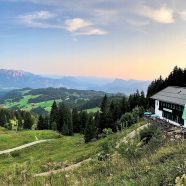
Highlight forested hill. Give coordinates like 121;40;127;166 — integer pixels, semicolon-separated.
147;66;186;98
0;87;110;114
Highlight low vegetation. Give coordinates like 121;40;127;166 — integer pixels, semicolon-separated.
0;123;133;183
0;127;60;150
0;122;185;185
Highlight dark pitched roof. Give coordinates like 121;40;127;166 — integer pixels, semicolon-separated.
151;86;186;106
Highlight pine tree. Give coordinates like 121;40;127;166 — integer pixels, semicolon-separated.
37;115;45;130
84;114;97;143
120;96;128;115
140;91;146;109
44;115;49;129
15;111;23;131
72;108;80;133
58;103;73;136
100;94;108;113
0;109;7;127
94;111;100;129
79;111;88;134
58;103;66;133
62;121;69;135
67;108;73;136
99;95;110;132
23;112;33;129
50;101;59;130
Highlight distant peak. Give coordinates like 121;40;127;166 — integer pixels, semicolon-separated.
0;69;30;78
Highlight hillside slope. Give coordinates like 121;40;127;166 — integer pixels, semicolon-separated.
0;122;185;185
0;87;106;114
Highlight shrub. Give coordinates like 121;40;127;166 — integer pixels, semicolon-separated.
11;151;21;158
4;122;12;130
118;140;141;160
98;137;116;161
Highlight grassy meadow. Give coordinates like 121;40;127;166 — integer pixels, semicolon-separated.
0;121;185;185
3;95;61;112
0;127;60;151
0;122;145;183
85;107;100;113
0;88;104;114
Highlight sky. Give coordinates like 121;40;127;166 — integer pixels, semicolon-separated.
0;0;186;80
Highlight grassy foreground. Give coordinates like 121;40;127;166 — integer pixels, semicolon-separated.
0;121;185;185
0;122;144;184
0;127;60;151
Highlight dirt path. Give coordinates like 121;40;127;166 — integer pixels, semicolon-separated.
0;139;51;155
34;158;91;177
34;123;151;177
115;123;151;148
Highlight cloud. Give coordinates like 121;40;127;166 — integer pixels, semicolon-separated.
18;11;56;22
64;18;93;32
75;28;107;36
179;11;186;21
16;12;107;36
64;18;107;35
17;11;60;28
137;5;174;24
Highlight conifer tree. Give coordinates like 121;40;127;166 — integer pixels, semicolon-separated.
72;108;80;133
58;102;73;136
23;112;33;129
79;111;88;134
120;96;128;115
58;103;66;133
100;94;108;113
84;114;97;143
37;115;45;130
67;108;73;136
99;95;109;132
50;100;58;130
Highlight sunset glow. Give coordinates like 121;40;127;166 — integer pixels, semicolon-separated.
0;0;186;80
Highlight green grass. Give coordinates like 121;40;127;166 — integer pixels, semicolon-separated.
35;100;61;112
26;124;185;186
0;134;104;178
2;121;183;186
4;95;39;109
0;122;146;182
85;107;100;113
3;94;61;112
0;127;60;151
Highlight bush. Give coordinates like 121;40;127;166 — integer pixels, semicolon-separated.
118;140;141;160
101;128;113;138
11;151;21;158
98;136;116;161
4;122;12;130
139;125;161;143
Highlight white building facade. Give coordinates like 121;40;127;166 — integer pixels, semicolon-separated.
151;86;186;128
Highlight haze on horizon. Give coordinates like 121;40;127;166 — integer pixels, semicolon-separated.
0;0;186;81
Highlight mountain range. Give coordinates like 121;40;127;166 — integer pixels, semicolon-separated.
0;69;150;95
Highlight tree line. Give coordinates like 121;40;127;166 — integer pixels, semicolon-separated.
147;66;186;98
37;90;147;143
0;108;35;130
